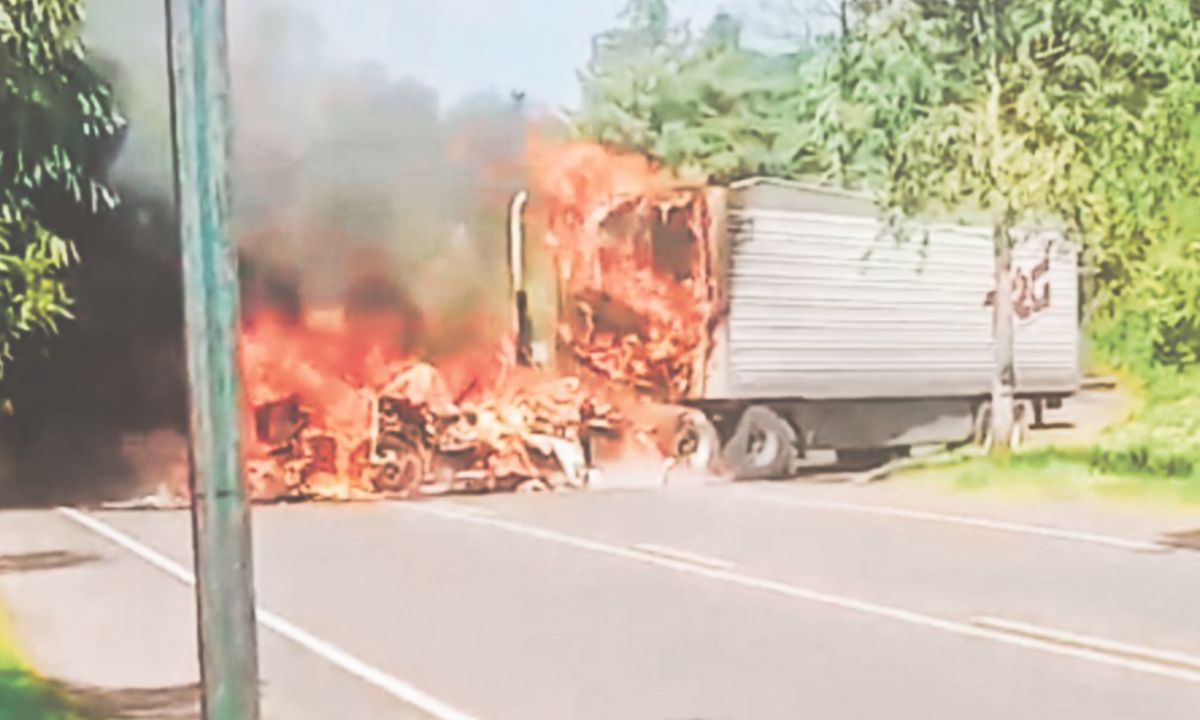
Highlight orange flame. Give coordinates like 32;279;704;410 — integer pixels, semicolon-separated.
528;139;717;400
235;139;716;501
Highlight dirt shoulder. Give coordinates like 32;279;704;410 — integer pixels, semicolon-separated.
1026;378;1139;450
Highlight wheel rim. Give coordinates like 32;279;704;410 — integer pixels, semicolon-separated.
374;453;423;492
721;407;797;479
672;412;718;471
746;428;780;468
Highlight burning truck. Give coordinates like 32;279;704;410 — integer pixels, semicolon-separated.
510;146;1081;480
242;323;622;500
241;142;1080;500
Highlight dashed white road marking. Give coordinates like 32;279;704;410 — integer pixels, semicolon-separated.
402;503;1200;685
57;506;478;720
973;616;1200;673
630;543;736;570
419;502;497;519
735;489;1167;553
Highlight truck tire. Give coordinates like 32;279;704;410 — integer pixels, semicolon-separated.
721;406;799;480
668;409;721;473
973;401;1030;452
371;449;427;496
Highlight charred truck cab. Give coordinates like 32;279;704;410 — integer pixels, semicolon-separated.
510;179;1081;480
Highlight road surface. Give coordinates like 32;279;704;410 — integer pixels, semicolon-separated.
3;478;1200;719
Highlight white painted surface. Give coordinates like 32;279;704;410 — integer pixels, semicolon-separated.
734;489;1167;553
716;182;1080;400
402;503;1200;686
630;543;736;570
57;507;477;720
974;616;1200;672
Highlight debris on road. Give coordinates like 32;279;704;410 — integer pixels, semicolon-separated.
226;142;723;505
100;483;189;511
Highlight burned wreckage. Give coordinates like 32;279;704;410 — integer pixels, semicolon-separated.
242;143;1082;501
247;368;616;499
242;144;712;501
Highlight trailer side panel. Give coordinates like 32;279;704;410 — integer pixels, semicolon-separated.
707;182;1080;401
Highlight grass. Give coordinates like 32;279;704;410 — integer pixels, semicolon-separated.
0;603;87;720
1086;369;1200;482
905;449;1200;507
902;368;1200;507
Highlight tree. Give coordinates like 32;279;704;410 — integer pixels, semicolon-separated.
837;0;1200;450
0;0;123;379
578;1;918;187
578;0;1200;436
1070;4;1200;371
577;0;829;183
807;0;923;188
1088;113;1200;370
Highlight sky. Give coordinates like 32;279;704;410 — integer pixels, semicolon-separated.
83;0;824;188
297;0;744;109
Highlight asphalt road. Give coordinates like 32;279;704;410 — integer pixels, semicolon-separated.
5;479;1200;719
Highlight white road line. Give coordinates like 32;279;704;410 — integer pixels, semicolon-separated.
630;543;735;570
420;502;497;519
973;616;1200;673
401;503;1200;685
56;507;478;720
735;489;1167;553
58;506;197;584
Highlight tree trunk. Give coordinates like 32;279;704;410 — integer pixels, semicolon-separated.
990;225;1016;454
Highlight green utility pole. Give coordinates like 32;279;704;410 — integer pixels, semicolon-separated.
165;1;262;718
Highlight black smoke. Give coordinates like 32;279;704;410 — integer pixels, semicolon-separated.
0;0;534;504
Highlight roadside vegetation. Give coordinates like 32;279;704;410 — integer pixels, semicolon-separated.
910;370;1200;505
0;604;85;720
911;123;1200;503
0;0;123;386
581;1;1200;502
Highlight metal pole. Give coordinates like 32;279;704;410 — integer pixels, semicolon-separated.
165;1;261;718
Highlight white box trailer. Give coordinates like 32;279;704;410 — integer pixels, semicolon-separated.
514;178;1081;478
686;179;1080;475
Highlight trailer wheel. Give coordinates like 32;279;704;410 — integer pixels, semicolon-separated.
973;401;1030;452
721;406;798;480
668;409;721;473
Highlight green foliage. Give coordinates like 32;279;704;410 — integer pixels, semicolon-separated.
904;369;1200;502
1;606;87;720
841;1;1200;236
1089;117;1200;371
0;0;122;378
1086;369;1200;481
913;447;1200;504
577;0;830;183
0;668;87;720
581;1;1200;378
842;2;1200;376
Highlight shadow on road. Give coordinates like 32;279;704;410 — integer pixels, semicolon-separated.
67;681;201;719
1160;529;1200;552
1030;421;1075;431
0;551;100;576
0;669;200;720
